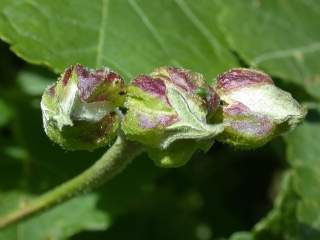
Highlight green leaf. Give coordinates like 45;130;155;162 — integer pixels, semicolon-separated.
286;120;320;232
229;232;254;240
218;0;320;99
0;0;238;81
0;99;13;127
0;41;15;83
252;172;303;240
0;192;109;240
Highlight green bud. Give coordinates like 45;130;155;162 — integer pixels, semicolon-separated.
41;64;126;151
214;68;307;149
122;67;224;167
147;139;213;168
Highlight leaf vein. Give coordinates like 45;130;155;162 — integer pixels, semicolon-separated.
128;0;182;66
95;0;109;67
173;0;223;57
251;42;320;66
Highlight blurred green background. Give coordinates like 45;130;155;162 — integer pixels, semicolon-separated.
0;0;320;239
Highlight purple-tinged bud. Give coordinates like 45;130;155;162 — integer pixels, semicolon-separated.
41;64;126;151
214;68;306;148
122;67;224;167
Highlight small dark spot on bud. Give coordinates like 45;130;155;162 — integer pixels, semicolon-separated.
119;106;128;114
106;71;121;83
94;95;108;101
119;91;126;95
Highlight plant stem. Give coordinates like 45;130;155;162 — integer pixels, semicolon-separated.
0;136;143;230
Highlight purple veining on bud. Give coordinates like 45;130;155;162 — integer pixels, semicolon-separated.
224;103;274;138
156;67;220;115
60;64;125;103
157;115;178;126
225;102;274;134
230;117;274;137
78;71;103;101
95;69;120;82
75;64;124;102
62;66;73;86
206;88;220;114
165;67;196;92
131;67;221;121
47;83;56;97
138;113;157;129
133;75;168;103
216;68;273;92
224;102;250;116
213;68;306;149
138;113;178;129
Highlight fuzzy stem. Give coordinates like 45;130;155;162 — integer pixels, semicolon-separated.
0;136;143;230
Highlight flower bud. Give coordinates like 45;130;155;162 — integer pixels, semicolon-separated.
41;64;126;151
214;68;306;149
122;67;224;167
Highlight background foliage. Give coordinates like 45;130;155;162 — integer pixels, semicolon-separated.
0;0;319;239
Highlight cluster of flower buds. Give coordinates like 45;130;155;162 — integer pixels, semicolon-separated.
41;64;306;165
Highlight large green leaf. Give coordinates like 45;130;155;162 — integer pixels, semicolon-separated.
286;120;320;233
218;0;320;99
0;0;237;81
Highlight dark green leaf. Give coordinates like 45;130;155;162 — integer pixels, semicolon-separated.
218;0;320;99
0;0;238;81
0;99;13;127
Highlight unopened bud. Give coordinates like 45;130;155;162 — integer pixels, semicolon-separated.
122;67;223;167
41;64;126;151
214;68;306;148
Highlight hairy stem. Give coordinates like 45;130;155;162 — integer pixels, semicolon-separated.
0;136;143;230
